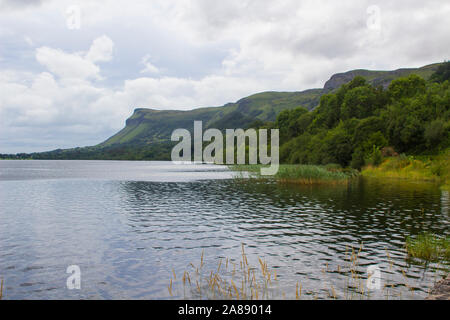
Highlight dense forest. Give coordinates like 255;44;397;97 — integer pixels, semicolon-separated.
259;62;450;169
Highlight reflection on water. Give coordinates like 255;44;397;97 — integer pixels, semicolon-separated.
0;161;448;299
442;191;449;216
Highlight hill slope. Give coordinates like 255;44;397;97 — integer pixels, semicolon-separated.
26;62;444;160
101;89;323;147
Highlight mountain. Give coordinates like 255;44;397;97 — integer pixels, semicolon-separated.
26;62;444;160
100;89;323;147
323;63;441;92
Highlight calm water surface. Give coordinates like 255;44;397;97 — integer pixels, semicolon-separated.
0;160;448;299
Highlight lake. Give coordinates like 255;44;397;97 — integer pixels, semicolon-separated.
0;160;448;299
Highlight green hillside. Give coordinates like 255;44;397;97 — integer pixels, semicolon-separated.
99;63;443;150
101;89;323;147
14;62;444;160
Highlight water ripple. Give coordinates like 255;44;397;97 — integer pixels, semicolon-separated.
0;161;448;299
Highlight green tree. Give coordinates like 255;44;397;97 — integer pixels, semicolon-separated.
424;119;447;147
351;148;366;170
341;86;377;119
388;74;426;100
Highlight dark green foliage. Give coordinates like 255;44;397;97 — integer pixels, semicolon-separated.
350;148;366;170
322;123;354;167
277;71;450;168
388;74;426;100
341;85;377;119
28;142;174;161
352;116;385;146
424;119;448;147
367;146;383;166
275;107;309;140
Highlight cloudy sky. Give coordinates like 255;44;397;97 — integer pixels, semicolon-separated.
0;0;449;153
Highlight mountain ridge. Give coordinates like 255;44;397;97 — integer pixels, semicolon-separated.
9;62;444;160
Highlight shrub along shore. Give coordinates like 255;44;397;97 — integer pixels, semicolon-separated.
230;147;449;188
361;151;450;190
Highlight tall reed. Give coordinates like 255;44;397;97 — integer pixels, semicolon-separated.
406;233;450;262
230;164;358;185
168;242;447;300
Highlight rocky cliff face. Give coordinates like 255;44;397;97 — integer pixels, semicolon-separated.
323;63;442;92
324;70;375;92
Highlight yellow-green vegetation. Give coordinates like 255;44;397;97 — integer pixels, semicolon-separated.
231;164;358;185
0;278;3;300
362;151;450;189
406;233;450;263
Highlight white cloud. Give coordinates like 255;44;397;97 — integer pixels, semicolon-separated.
33;35;114;82
85;35;114;63
36;46;101;80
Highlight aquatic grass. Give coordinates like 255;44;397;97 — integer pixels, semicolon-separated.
275;165;356;184
230;164;358;185
406;233;450;263
167;242;443;300
168;244;283;300
0;278;3;300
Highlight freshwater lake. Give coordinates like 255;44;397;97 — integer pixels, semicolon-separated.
0;160;448;299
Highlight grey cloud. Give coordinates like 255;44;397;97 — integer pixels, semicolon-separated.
0;0;449;153
0;0;49;10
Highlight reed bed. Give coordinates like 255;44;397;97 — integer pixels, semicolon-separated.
168;243;448;300
276;165;356;185
230;164;358;185
406;233;450;262
0;278;3;300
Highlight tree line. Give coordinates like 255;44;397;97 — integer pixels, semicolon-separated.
258;62;450;169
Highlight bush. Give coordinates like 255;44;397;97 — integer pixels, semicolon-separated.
350;148;366;170
367;146;383;167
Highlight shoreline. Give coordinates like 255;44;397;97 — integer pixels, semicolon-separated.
361;154;450;190
426;274;450;300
